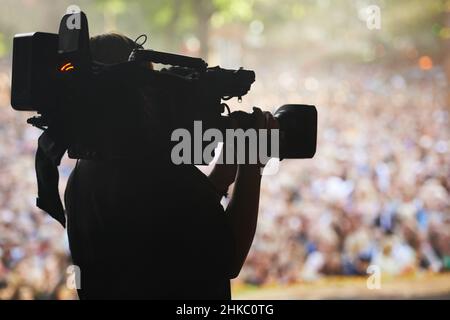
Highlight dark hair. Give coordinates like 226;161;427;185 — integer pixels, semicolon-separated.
89;33;139;64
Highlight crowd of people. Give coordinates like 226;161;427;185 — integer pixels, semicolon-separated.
236;63;450;286
0;58;449;299
0;62;75;299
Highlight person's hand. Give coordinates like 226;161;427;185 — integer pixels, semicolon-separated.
232;107;279;168
209;106;279;193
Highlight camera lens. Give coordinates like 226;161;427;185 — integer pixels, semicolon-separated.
274;104;317;159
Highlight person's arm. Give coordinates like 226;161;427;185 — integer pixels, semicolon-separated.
224;107;278;278
226;164;262;278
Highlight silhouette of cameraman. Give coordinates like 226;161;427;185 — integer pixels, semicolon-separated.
64;33;278;299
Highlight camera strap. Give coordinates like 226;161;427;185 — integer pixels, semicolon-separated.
35;130;68;227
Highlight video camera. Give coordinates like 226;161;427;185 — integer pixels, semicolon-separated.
11;10;316;159
10;10;317;226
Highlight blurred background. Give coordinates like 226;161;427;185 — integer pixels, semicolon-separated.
0;0;450;299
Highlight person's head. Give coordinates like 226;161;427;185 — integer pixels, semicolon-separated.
89;33;153;69
88;33;162;153
90;33;136;64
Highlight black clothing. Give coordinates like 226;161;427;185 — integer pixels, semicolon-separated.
64;158;235;299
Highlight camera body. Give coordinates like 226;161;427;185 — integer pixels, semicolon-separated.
10;11;317;161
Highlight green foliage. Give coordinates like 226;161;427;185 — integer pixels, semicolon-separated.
0;0;447;59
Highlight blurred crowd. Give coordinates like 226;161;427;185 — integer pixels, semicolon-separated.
0;59;449;299
237;63;450;285
0;62;75;299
